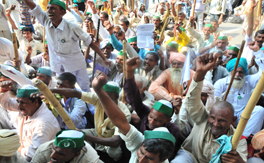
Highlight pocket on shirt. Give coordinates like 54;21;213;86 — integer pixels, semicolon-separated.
57;38;73;54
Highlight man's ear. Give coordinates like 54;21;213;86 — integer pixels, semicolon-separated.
232;116;237;127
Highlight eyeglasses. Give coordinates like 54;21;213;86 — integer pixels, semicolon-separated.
130;44;137;46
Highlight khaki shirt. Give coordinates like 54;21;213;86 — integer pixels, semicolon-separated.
182;79;248;163
31;140;103;163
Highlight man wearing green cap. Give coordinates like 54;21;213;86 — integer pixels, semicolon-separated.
153;3;170;35
222;45;240;67
188;16;214;50
0;84;60;161
91;70;176;163
22;0;110;92
31;130;103;163
34;79;131;161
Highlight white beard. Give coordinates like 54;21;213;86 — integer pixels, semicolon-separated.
170;67;183;92
232;76;246;90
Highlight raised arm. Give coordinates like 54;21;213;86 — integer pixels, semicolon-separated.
50;88;82;99
6;5;18;29
247;0;257;37
22;0;36;10
92;71;130;135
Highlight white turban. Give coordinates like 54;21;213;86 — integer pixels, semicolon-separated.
202;80;215;110
0;130;20;157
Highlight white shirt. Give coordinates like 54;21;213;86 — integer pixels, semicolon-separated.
209;0;227;15
214;50;264;114
14;29;43;59
30;5;92;72
91;13;110;40
241;34;258;63
30;53;50;67
0;3;10;31
125;28;136;40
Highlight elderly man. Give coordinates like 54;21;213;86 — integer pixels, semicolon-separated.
22;0;109;92
164;41;179;68
31;130;103;163
198;35;229;55
149;52;195;101
124;57;180;160
0;84;60;161
214;41;264;137
153;3;170;35
188;17;214;50
222;45;240;67
92;70;176;163
36;81;131;161
0;130;28;163
204;49;229;84
172;53;247;163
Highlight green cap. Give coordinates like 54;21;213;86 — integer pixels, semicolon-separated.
128;36;137;43
228;45;240;52
152;100;173;116
72;4;78;7
153;15;161;20
179;26;185;32
37;67;52;77
167;41;179;49
86;12;92;16
103;81;120;94
144;128;176;145
17;85;39;98
54;130;85;149
204;24;213;29
48;0;66;10
217;35;228;40
118;50;127;57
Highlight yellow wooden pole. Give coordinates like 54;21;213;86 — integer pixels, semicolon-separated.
122;40;127;103
34;79;76;130
159;17;169;41
12;33;19;62
191;0;197;17
232;70;264;150
223;40;245;101
257;0;262;18
132;0;134;10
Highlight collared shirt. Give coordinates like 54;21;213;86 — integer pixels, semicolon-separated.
58;88;88;129
182;79;247;163
125;28;136;40
119;124;169;163
30;53;50;67
138;65;163;88
19;0;32;25
14;29;43;59
31;140;103;163
205;65;229;84
30;5;92;72
91;14;110;40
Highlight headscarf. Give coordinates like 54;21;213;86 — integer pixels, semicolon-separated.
169;52;186;63
226;58;248;75
140;13;153;24
202;80;215;110
0;130;20;157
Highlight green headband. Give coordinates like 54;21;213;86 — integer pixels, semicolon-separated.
228;46;240;52
103;84;120;94
144;130;176;145
17;89;39;98
179;27;185;32
48;0;66;10
152;101;173;116
128;36;137;43
204;24;213;29
167;41;179;49
217;36;228;40
37;67;52;77
54;130;85;149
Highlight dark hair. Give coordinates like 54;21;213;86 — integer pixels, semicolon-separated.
100;12;109;19
178;12;185;16
142;138;174;161
58;72;76;87
120;19;130;26
255;30;264;37
29;96;42;105
22;27;33;33
85;16;93;22
146;52;159;62
210;18;218;24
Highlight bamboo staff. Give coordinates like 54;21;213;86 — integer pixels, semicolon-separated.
43;27;46;52
34;79;76;129
88;22;93;33
257;0;262;18
223;40;245;101
122;40;127;103
3;0;5;4
132;0;134;10
159;17;169;41
92;19;101;80
12;32;20;71
191;0;197;17
232;70;264;150
175;4;179;23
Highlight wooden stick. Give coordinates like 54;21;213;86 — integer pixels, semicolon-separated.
223;40;245;101
159;17;169;41
43;27;46;52
34;79;76;130
257;0;262;18
191;0;197;17
122;40;127;103
3;0;5;4
132;0;134;11
12;33;19;62
92;19;101;80
232;70;264;150
175;4;179;23
88;22;93;33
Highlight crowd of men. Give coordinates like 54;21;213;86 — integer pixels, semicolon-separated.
1;0;264;162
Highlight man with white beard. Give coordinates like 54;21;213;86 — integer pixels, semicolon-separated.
149;52;195;101
214;41;264;137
